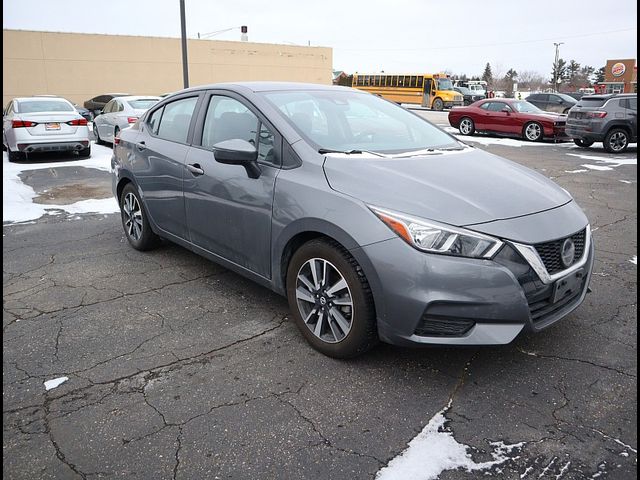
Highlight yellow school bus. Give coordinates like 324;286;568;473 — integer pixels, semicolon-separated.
352;73;464;110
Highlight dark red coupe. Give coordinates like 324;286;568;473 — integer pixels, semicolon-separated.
448;98;568;141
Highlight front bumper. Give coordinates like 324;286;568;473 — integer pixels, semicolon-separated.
356;231;594;347
444;100;465;109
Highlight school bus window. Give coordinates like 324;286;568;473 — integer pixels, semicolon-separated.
410;76;417;87
375;76;381;86
417;77;423;88
399;76;405;87
391;76;397;87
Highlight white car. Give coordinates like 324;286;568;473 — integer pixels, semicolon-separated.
3;97;90;161
93;96;161;145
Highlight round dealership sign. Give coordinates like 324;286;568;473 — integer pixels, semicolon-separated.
611;62;626;77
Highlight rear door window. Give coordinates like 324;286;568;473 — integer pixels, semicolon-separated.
156;97;198;144
147;107;164;135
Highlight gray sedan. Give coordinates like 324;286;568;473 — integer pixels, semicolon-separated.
111;82;594;358
93;95;160;144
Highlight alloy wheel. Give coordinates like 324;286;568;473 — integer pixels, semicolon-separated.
525;123;541;141
122;192;143;241
608;131;628;152
460;118;473;135
295;258;354;343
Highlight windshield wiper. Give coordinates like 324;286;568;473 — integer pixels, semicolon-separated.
318;148;387;157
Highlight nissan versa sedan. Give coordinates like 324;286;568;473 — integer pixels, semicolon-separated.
3;97;91;161
93;95;161;145
112;83;594;358
449;99;568;141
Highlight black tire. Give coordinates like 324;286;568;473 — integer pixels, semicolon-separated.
119;183;160;251
78;146;91;158
458;117;476;136
573;139;594;148
7;147;23;162
603;128;629;154
563;108;570;114
432;98;444;111
93;123;103;145
523;122;544;142
286;239;378;358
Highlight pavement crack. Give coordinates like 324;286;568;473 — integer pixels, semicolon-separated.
173;426;183;480
517;347;636;378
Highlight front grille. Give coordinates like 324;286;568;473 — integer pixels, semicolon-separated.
414;315;475;337
534;230;586;275
528;277;586;323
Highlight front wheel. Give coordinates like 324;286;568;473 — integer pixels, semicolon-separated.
603;128;629;153
523;122;543;142
458;117;475;136
432;98;444;111
286;239;378;358
119;183;160;251
93;123;103;145
573;139;594;148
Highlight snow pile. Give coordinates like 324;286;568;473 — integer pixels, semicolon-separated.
3;143;119;223
376;401;524;480
44;376;69;390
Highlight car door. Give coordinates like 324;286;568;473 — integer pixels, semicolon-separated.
97;100;115;138
133;94;202;240
183;91;281;278
623;97;637;137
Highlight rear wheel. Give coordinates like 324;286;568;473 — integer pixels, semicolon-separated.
432;98;444;111
119;183;160;251
78;146;91;158
286;239;378;358
7;146;23;162
603;128;629;153
523;122;543;142
458;117;475;136
93;123;103;145
573;139;594;148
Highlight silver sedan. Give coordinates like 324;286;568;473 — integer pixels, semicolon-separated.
93;96;160;145
3;97;90;161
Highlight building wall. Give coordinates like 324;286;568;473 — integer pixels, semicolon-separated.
2;29;333;105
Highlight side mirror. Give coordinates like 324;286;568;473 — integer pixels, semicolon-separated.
213;138;261;179
95;109;103;115
501;107;511;114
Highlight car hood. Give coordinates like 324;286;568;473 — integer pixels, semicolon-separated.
323;148;572;226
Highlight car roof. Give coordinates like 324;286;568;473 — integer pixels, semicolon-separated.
116;95;162;101
172;81;353;95
15;96;73;103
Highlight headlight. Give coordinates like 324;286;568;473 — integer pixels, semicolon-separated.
370;206;503;258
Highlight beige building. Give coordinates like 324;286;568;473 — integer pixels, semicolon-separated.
2;29;333;106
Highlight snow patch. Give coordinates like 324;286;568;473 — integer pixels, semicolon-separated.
581;164;613;171
619;180;633;184
3;144;118;223
630;256;637;266
565;169;588;173
375;401;524;480
568;153;637;168
44;376;68;390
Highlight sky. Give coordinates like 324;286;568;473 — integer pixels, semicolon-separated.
3;0;637;78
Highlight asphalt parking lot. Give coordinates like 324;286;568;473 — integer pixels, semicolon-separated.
3;116;637;479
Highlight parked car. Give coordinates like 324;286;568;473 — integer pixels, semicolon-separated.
565;92;584;101
83;93;130;116
3;96;90;161
448;98;568;141
34;94;94;122
93;96;161;145
526;93;577;114
453;86;486;106
112;83;593;358
566;94;637;153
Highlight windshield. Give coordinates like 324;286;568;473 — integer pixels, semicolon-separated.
436;79;454;91
456;87;472;95
557;93;578;103
511;101;543;113
17;100;75;113
263;90;459;154
127;99;159;109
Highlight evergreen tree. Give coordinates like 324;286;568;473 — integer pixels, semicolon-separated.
482;63;493;85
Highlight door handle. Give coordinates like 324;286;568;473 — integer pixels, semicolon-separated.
186;163;204;176
136;141;146;151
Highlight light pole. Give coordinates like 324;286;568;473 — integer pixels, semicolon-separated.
179;0;189;88
553;42;564;92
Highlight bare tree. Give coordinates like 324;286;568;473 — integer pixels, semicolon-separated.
517;70;547;91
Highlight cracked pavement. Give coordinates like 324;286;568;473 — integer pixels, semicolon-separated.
3;134;637;479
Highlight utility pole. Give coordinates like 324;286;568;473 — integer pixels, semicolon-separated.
179;0;189;88
553;42;564;92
